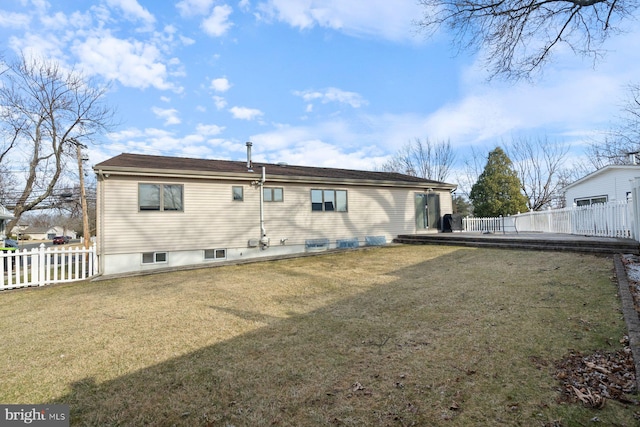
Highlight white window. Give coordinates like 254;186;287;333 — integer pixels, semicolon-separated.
232;186;244;201
142;252;167;264
139;184;183;211
311;189;347;212
264;187;283;202
575;196;607;206
204;248;226;260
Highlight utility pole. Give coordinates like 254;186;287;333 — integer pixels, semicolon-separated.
72;139;90;249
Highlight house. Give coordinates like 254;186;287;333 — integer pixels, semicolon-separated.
15;226;77;240
0;205;14;239
562;165;640;206
93;150;457;276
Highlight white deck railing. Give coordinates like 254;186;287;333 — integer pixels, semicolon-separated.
462;201;634;239
0;243;98;290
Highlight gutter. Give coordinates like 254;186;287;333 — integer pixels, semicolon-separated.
92;167;457;191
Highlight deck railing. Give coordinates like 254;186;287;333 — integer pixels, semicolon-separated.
462;201;634;239
0;243;98;290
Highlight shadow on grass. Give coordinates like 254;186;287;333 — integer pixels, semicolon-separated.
50;248;630;426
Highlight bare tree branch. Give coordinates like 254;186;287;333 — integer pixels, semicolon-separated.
0;54;114;231
505;135;570;210
378;138;456;182
588;83;640;166
416;0;637;80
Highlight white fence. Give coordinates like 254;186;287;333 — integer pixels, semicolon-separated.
0;243;98;290
463;216;513;233
462;200;634;239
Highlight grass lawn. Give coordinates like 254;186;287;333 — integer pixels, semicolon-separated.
1;245;638;426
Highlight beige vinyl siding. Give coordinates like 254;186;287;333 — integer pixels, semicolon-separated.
99;175;452;256
100;176;260;254
438;191;453;217
263;184;417;245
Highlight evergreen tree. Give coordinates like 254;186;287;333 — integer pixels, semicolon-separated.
470;147;529;217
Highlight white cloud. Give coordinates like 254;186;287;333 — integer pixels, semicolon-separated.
255;0;420;42
201;4;233;37
9;33;66;63
101;126;231;162
229;106;264;120
213;96;227;110
0;11;31;28
238;0;251;12
39;11;68;30
27;0;49;13
421;67;625;147
152;107;181;126
210;77;231;92
294;87;368;108
179;35;196;45
106;0;155;26
249;124;388;169
72;35;178;91
196;123;224;135
176;0;214;17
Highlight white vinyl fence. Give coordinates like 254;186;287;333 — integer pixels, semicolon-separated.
463;200;634;239
0;243;98;290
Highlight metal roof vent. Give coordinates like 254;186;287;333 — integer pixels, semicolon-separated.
246;141;253;172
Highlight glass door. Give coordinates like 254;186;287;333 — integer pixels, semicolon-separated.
415;193;427;230
415;193;441;231
426;193;440;230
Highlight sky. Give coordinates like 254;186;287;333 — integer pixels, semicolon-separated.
1;0;640;185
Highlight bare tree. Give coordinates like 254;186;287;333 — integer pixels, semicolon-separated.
0;54;114;231
415;0;637;80
505;135;570;210
456;137;569;211
587;83;640;166
455;145;488;199
379;138;456;182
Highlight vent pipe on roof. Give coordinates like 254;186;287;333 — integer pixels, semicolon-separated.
629;151;639;165
246;141;253;171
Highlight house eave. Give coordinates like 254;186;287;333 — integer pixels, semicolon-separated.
94;166;457;191
562;165;640;192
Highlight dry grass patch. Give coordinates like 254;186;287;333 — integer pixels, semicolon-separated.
0;245;637;426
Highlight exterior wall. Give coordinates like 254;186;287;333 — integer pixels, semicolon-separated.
564;167;640;206
97;175;453;275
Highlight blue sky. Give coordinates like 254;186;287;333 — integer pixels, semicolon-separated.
2;0;640;182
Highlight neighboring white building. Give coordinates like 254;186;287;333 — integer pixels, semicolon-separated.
562;165;640;206
93;152;457;276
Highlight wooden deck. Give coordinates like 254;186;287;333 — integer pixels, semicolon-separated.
394;232;640;255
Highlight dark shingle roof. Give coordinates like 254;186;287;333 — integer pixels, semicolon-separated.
94;153;456;188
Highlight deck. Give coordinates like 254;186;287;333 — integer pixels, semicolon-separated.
394;232;640;255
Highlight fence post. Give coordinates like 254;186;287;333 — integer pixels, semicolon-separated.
91;242;98;276
38;243;46;287
632;179;640;241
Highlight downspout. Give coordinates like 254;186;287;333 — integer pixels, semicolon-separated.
259;166;269;249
